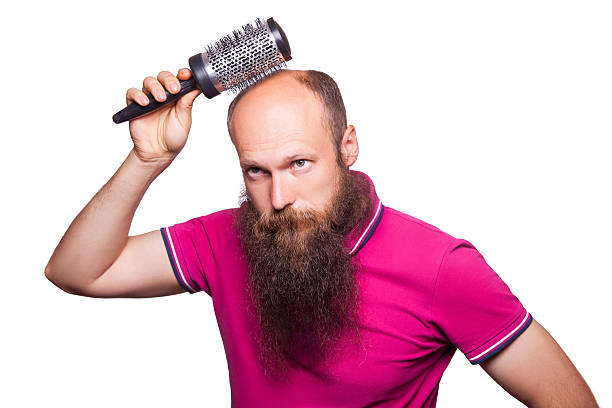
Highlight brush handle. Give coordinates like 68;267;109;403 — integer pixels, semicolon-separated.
112;77;198;124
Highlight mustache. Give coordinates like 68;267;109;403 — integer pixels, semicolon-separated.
252;205;330;236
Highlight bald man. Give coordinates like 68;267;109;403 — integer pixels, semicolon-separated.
45;68;598;407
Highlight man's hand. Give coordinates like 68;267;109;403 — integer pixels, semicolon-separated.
480;318;599;407
126;68;202;165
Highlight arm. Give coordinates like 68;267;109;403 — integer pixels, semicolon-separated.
480;318;599;407
45;68;202;298
45;149;182;297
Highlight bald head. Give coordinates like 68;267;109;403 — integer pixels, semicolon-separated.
227;69;347;156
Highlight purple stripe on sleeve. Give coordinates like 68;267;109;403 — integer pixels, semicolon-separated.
162;226;197;293
467;309;533;364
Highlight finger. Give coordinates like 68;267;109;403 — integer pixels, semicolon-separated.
143;76;167;102
177;68;192;80
126;87;150;106
157;70;181;94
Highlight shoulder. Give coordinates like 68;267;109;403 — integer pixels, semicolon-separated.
170;208;240;243
381;206;447;234
182;208;238;228
358;205;464;283
201;207;238;225
376;205;458;255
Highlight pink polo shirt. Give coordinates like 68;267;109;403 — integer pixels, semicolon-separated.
160;171;532;407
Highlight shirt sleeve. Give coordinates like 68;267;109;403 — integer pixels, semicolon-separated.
159;216;216;296
431;238;533;364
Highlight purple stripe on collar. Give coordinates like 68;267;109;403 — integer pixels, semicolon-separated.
349;199;383;254
344;170;383;255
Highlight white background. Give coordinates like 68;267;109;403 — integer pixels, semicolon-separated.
1;0;609;406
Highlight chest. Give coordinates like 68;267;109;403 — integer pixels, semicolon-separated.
213;253;445;396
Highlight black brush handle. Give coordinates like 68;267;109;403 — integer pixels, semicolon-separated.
112;77;198;124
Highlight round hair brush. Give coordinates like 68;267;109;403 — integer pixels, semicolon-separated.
112;17;291;124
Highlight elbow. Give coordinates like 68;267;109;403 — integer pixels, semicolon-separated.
44;263;57;287
44;264;81;296
44;263;54;282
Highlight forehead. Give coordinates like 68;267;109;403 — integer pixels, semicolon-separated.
231;73;331;153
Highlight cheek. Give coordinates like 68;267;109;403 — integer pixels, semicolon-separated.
245;182;270;213
301;165;338;209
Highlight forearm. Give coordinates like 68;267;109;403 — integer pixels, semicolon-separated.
482;320;599;408
45;148;171;292
529;374;599;408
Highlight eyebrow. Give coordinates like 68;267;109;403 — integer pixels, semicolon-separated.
239;153;314;169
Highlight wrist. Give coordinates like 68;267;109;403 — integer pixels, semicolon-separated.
130;148;176;167
127;148;175;178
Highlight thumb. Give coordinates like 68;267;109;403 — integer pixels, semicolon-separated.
175;88;202;125
176;88;202;112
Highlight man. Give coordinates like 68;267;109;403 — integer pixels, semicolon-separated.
45;68;598;407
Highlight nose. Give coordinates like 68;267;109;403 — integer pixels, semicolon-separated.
270;173;295;211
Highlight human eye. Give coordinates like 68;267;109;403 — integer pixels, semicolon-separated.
246;166;263;176
293;159;309;169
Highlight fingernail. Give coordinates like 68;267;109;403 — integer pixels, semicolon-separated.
156;91;166;100
171;83;179;92
140;96;149;105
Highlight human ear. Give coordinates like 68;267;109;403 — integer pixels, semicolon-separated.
340;125;359;167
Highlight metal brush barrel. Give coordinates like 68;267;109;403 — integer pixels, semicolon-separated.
113;17;291;124
200;17;291;95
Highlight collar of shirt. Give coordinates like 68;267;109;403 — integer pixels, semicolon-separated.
343;170;384;256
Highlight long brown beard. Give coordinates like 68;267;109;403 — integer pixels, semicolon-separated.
234;166;372;379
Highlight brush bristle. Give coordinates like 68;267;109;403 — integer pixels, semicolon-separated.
204;18;287;93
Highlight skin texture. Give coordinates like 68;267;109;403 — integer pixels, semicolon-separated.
45;68;599;406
